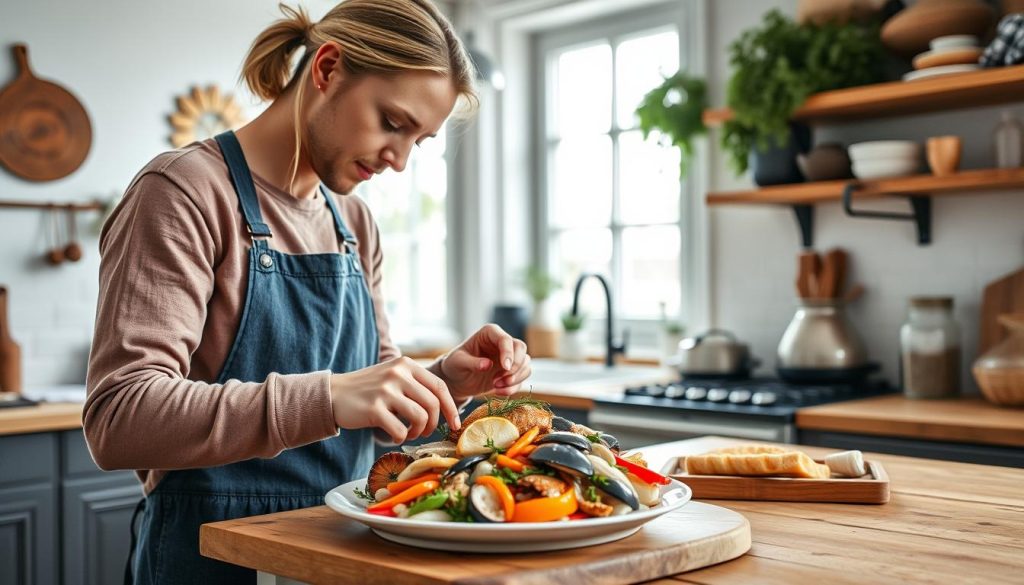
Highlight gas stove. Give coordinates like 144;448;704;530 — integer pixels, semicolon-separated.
589;377;894;449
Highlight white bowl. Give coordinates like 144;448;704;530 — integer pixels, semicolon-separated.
849;140;921;161
930;35;979;51
852;157;921;179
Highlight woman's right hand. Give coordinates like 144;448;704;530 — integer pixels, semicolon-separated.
329;356;461;444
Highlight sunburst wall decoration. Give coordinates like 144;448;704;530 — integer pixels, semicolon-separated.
168;85;245;148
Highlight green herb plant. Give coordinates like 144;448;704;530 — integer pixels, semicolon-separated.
722;9;885;173
634;71;708;177
561;312;585;332
521;266;561;303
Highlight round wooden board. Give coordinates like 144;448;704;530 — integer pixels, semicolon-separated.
0;44;92;181
200;501;752;585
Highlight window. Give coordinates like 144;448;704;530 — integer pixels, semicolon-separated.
538;13;684;328
357;128;450;344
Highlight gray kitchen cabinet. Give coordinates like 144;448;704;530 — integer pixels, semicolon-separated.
60;431;141;585
0;433;59;585
0;430;141;585
799;429;1024;468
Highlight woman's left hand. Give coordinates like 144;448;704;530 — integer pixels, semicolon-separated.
435;324;531;401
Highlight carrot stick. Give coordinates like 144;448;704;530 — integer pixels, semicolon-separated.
366;480;439;512
386;473;441;495
496;454;525;472
505;426;540;458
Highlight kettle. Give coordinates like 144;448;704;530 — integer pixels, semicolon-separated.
670;329;759;378
776;299;875;383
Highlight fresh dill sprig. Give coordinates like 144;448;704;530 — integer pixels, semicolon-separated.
484;394;552;417
353;484;375;502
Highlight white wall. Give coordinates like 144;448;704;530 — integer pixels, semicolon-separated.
705;0;1024;391
0;0;348;386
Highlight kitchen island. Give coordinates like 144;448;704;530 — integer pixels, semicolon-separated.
200;435;1024;584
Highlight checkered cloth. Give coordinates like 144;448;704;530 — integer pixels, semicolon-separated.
981;13;1024;67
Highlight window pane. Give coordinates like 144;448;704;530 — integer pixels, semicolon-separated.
553;43;611;137
615;30;679;129
414;234;447;324
621;226;680;319
550;136;612;228
551;228;612;317
619;129;680;225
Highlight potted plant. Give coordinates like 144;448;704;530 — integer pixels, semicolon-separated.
634;72;708;177
722;9;886;184
520;266;561;358
559;312;586;363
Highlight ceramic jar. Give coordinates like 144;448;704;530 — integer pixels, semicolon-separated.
0;286;22;393
797;143;853;182
900;297;961;399
972;313;1024;406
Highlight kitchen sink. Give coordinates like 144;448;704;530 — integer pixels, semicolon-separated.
524;358;672;392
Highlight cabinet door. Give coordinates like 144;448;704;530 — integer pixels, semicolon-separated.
61;431;142;585
61;476;142;585
0;433;58;585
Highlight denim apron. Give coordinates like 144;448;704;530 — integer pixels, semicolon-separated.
125;130;379;585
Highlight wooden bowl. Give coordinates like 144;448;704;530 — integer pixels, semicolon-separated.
881;0;995;56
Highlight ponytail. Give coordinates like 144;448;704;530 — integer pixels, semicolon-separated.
241;4;314;101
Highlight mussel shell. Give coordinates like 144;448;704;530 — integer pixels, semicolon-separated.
468;483;505;523
550;416;574;432
527;443;594;477
599;433;620;451
442;454;489;480
535;431;592;452
594;475;639;511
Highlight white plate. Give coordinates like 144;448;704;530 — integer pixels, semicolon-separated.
324;477;692;553
930;35;979;51
902;64;980;82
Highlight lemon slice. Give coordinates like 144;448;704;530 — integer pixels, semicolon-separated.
456;416;520;457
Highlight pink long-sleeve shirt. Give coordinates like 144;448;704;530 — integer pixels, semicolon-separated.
84;138;399;494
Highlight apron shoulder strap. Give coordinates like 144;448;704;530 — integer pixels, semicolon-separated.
320;186;358;253
214;131;273;239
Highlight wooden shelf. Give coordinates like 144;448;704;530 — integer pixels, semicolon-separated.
706;168;1024;206
702;65;1024;127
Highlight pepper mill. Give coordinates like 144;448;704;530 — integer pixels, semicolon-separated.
0;286;23;393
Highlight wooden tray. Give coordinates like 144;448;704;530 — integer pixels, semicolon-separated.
660;456;890;504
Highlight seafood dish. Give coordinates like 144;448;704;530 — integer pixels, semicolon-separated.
354;397;673;523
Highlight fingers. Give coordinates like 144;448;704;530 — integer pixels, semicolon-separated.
484;324;516;371
371;408;410;444
494;362;532;395
389;396;430;440
407;359;461;433
494;339;529;390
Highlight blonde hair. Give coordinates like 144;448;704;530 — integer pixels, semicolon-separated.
241;0;478;189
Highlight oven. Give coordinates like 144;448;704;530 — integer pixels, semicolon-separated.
589;405;796;450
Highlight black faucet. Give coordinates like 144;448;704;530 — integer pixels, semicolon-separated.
570;273;627;367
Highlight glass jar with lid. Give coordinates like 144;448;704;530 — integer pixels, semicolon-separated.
899;297;961;399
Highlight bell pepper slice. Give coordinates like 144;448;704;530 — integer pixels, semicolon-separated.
505;426;540;458
406;492;449;516
512;487;578;522
495;454;526;472
474;475;515;521
613;455;670;485
366;480;439;513
386;473;441;495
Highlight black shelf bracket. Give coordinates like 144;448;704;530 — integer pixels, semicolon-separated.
792;204;814;248
841;183;932;245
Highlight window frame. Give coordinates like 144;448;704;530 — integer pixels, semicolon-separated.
531;3;703;354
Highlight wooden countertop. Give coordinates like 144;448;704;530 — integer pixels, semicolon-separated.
201;436;1024;584
797;395;1024;448
0;402;83;436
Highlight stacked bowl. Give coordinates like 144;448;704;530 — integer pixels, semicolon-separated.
904;35;983;81
849;141;922;179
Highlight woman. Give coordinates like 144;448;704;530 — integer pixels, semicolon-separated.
84;2;531;583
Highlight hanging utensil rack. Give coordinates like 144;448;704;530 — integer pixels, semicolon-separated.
0;199;103;211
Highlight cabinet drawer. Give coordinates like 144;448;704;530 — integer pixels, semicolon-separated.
0;433;58;486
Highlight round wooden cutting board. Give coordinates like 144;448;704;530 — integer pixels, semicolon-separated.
0;44;92;181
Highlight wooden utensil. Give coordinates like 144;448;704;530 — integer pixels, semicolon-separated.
979;266;1024;356
797;251;820;298
45;209;64;265
63;207;82;262
0;44;92;181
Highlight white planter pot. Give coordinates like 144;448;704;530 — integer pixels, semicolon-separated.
560;330;586;363
530;298;561;329
659;330;685;366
